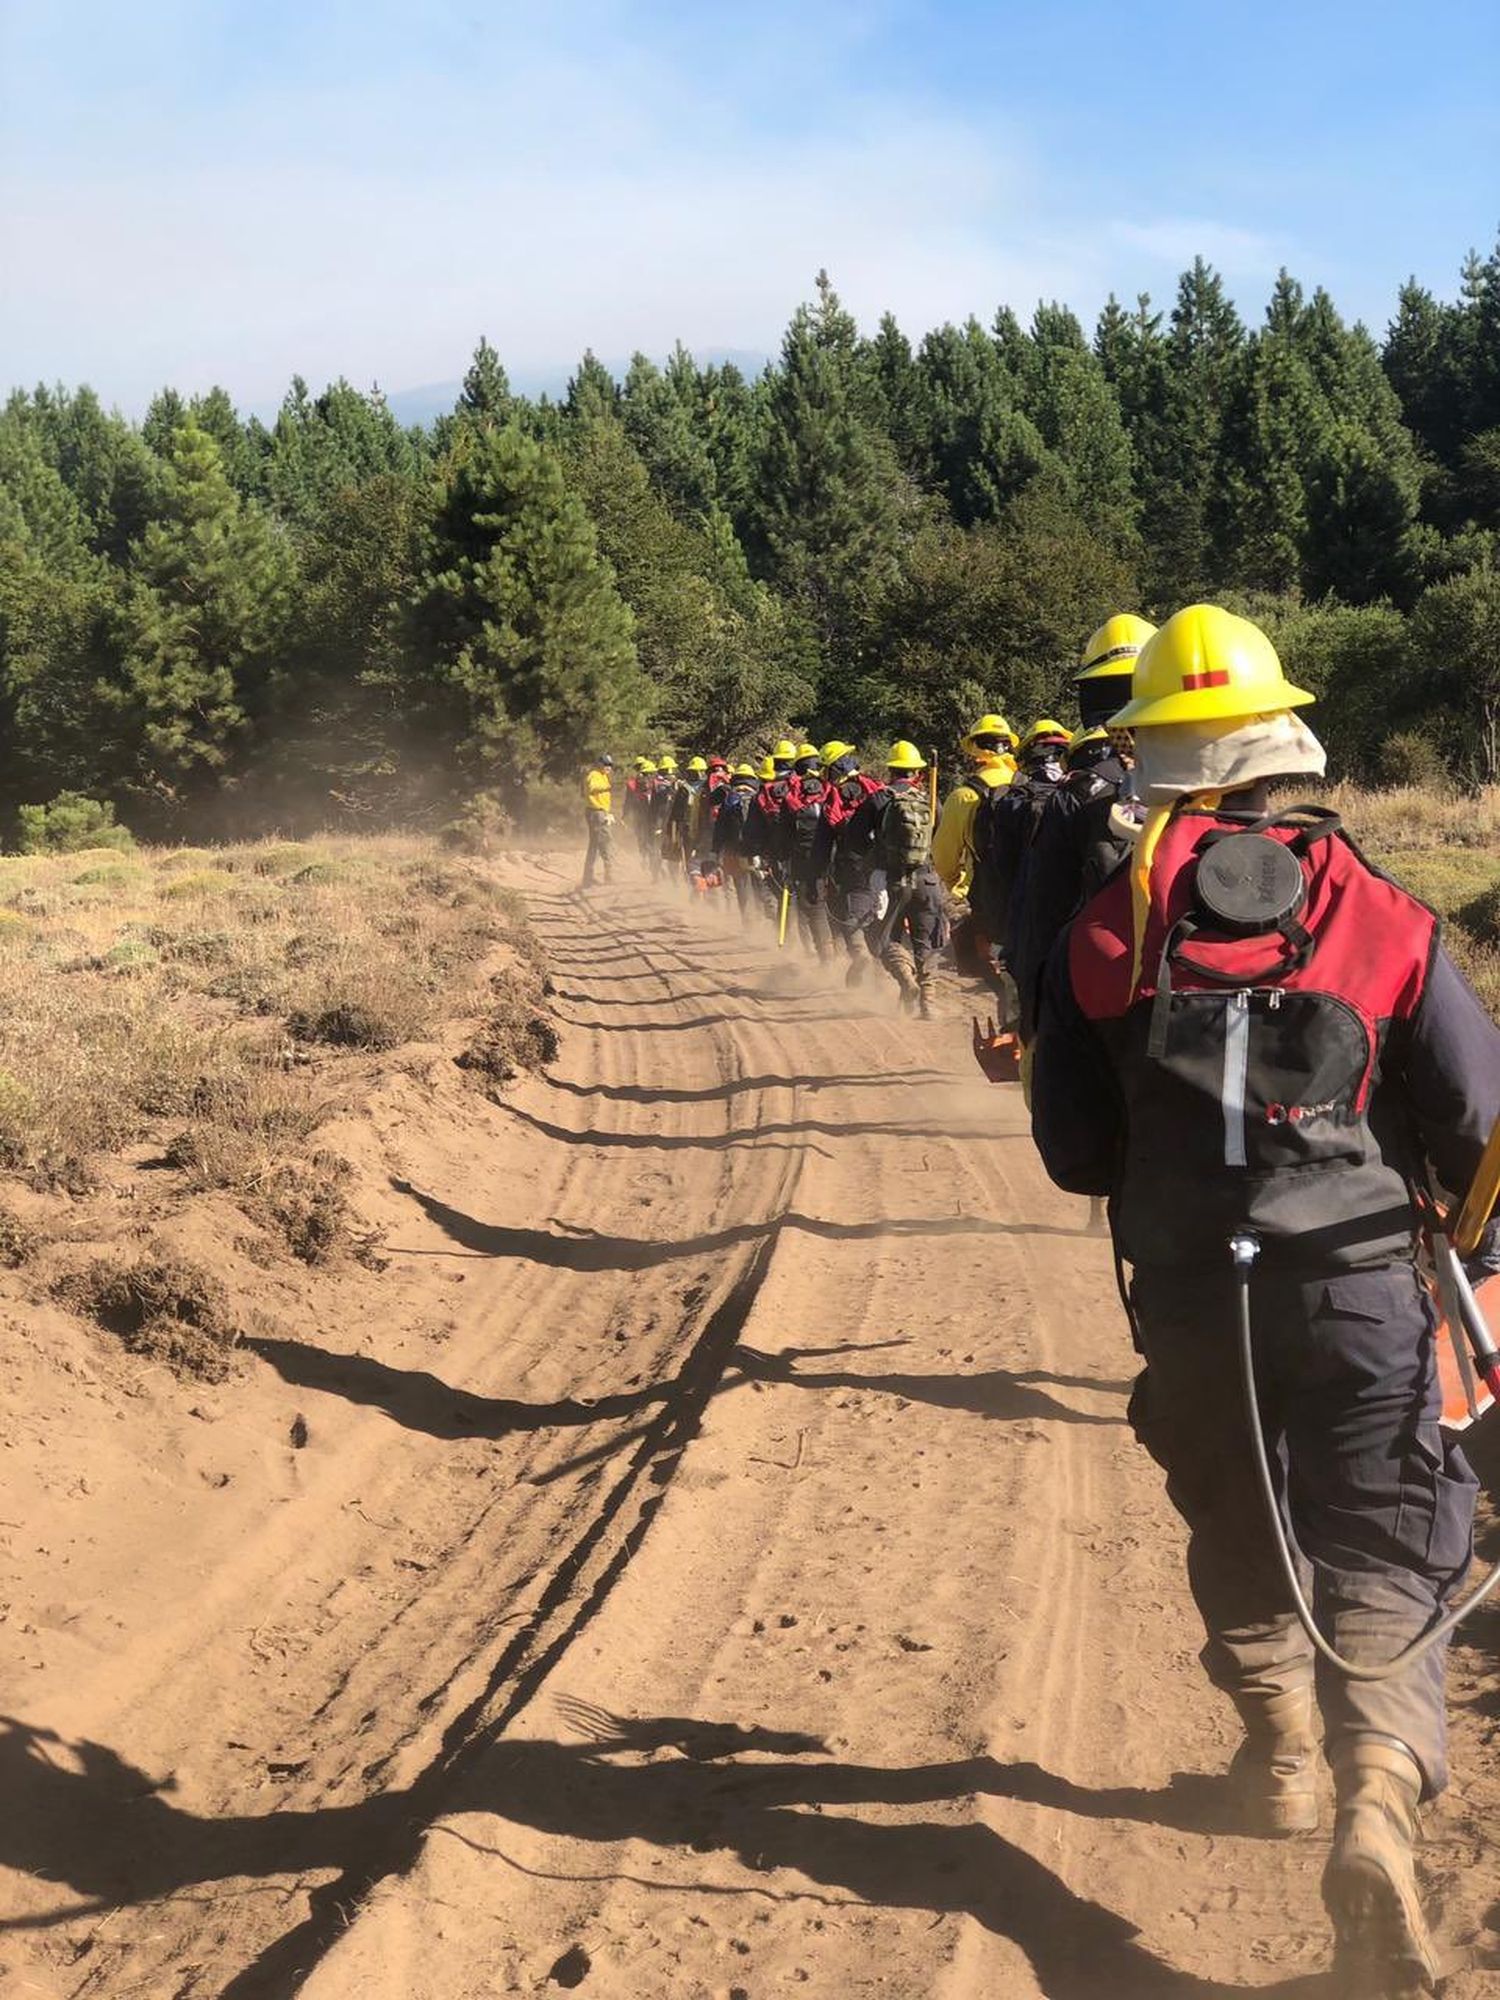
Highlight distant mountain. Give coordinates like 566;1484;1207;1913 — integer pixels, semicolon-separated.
384;348;770;428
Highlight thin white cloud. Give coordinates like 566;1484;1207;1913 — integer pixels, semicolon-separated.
3;97;1098;409
0;4;1255;409
1110;218;1287;277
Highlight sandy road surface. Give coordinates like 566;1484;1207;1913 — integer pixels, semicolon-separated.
2;858;1496;1998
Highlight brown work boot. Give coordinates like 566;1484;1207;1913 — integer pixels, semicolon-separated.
1228;1686;1319;1836
1322;1737;1440;1997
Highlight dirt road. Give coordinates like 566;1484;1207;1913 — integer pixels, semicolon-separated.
3;859;1496;1997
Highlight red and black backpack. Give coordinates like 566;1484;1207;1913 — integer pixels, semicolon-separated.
1069;804;1438;1268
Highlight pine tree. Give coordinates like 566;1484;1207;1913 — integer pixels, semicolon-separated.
752;272;909;680
1154;259;1246;595
108;420;297;804
619;350;717;518
914;319;1046;527
565;352;620;424
411;426;647;774
1409;563;1500;779
863;312;926;477
1023;303;1137;548
458;337;513;431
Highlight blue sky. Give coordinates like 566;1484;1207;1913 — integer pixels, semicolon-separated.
2;0;1496;414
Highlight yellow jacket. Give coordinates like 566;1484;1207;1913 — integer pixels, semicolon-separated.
932;757;1015;897
584;766;612;816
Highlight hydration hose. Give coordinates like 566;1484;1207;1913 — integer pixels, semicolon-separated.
1230;1230;1500;1682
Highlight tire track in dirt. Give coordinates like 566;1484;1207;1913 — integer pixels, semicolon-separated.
12;867;1495;1998
288;879;1401;2000
3;870;834;1997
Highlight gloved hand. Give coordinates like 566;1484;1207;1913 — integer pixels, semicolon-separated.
874;889;890;921
603;812;615;827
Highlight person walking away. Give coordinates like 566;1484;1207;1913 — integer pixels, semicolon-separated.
712;764;762;922
934;712;1018;979
631;760;659;865
969;719;1070;1030
1011;722;1134;1042
747;739;799;922
623;755;650;841
670;757;708;881
819;741;885;984
581;753;615;888
647;754;680;881
1030;603;1500;1998
785;745;834;960
844;741;945;1017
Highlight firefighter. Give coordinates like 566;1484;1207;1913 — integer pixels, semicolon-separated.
647;754;679;880
1011;720;1134;1043
747;739;799;913
1030;603;1500;1997
784;744;834;960
819;740;885;984
630;759;659;866
842;740;945;1017
580;753;615;888
933;712;1018;979
712;763;762;922
1074;611;1156;729
668;756;707;880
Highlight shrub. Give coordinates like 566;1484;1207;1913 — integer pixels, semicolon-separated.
160;870;236;901
0;1203;39;1267
288;999;409;1051
1455;879;1500;947
15;793;135;855
251;844;312;877
1373;731;1449;790
72;863;143;893
54;1252;241;1382
438;791;510;855
257;1156;354;1264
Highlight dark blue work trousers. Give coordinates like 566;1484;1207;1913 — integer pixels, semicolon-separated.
1129;1259;1477;1796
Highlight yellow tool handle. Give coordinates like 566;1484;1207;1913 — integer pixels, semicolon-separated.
777;884;791;948
928;750;938;822
1453;1113;1500;1257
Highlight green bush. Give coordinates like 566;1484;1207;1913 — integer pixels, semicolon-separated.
1455;879;1500;947
1373;731;1449;790
16;793;135;855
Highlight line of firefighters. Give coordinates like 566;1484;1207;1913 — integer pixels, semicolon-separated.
579;602;1500;2000
583;614;1150;1029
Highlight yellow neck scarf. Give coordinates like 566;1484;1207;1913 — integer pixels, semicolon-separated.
1128;791;1222;997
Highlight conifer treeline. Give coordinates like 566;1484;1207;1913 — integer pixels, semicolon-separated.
2;244;1499;837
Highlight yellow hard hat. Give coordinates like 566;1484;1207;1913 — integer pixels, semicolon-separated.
1111;604;1314;730
1076;613;1157;683
759;755;777;780
1020;719;1071;752
820;739;855;764
964;712;1018;749
1068;726;1110;756
793;741;817;761
639;758;658;774
771;738;797;762
687;755;708;774
633;754;650;769
658;753;678;772
733;762;757;779
886;739;927;771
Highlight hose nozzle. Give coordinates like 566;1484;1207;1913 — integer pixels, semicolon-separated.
1229;1230;1261;1272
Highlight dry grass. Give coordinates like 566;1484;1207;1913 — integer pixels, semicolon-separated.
1329;785;1500;1016
54;1249;242;1382
0;834;537;1201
